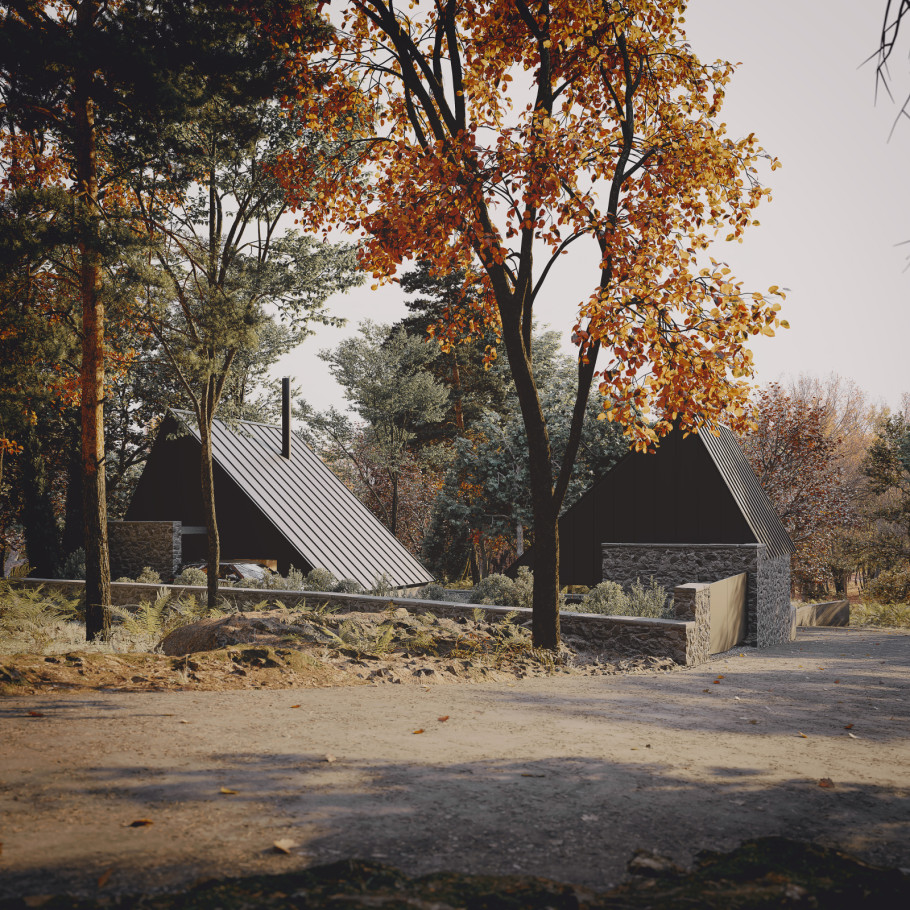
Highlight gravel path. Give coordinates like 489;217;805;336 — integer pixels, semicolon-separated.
1;627;909;900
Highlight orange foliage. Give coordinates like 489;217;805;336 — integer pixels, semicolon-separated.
274;0;786;447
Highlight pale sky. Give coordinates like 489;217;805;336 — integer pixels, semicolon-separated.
274;0;909;413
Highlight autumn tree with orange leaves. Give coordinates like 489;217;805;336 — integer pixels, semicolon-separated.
274;0;786;649
740;383;859;596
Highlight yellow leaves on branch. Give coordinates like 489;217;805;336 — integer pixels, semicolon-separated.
272;0;784;437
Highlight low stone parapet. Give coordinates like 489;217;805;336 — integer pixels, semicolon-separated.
794;600;850;627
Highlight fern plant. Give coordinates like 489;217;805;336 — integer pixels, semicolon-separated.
0;581;83;652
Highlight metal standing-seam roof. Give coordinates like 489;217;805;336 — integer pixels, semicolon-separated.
171;410;433;589
700;422;795;559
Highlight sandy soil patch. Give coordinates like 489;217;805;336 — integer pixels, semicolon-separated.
1;627;908;902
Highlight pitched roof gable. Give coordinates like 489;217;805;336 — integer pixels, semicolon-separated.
699;422;795;558
171;410;433;589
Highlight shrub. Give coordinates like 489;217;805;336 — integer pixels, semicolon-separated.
58;549;85;581
574;580;629;615
368;573;395;597
249;566;299;590
627;577;670;618
422;583;447;602
174;566;207;587
334;577;363;594
470;573;516;607
136;567;163;585
864;567;910;605
573;577;670;618
303;568;338;592
511;566;534;610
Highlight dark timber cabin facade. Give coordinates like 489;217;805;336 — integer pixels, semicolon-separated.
122;407;433;591
515;423;795;647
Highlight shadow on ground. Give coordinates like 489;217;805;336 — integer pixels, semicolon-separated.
0;838;908;909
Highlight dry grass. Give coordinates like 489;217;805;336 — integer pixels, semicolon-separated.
851;601;910;629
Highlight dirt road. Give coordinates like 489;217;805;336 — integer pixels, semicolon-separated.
1;627;909;900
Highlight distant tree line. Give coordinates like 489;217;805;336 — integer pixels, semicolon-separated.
740;376;910;603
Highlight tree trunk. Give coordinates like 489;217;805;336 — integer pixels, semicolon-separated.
450;352;465;431
468;546;480;585
530;512;560;650
75;0;110;640
498;296;561;650
390;470;399;536
516;521;524;557
62;409;84;559
199;416;220;610
832;568;847;595
472;530;487;579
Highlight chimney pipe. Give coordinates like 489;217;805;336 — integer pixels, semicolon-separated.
281;377;291;459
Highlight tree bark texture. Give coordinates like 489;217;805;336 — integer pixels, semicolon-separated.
199;416;220;610
62;410;84;559
75;0;110;640
390;471;399;537
498;294;561;651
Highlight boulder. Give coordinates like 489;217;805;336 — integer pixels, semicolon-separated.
160;612;287;656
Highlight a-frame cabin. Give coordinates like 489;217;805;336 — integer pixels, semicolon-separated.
123;409;433;591
514;424;795;646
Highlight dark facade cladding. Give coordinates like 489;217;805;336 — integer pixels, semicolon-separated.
125;411;433;589
515;423;794;589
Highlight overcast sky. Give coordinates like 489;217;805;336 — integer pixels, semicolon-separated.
273;0;909;414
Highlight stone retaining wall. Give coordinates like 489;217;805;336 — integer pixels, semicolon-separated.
601;543;792;648
12;578;709;666
108;521;181;582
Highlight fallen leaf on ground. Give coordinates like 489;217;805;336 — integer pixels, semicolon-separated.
844;724;854;729
847;732;858;739
124;819;153;828
219;787;238;795
290;704;301;709
273;839;297;854
818;778;835;789
97;868;113;888
797;732;808;738
324;754;336;763
521;773;546;778
26;711;44;717
413;728;424;734
712;680;720;685
703;688;710;692
437;715;449;722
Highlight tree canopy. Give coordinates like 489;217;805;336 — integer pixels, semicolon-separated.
274;0;786;648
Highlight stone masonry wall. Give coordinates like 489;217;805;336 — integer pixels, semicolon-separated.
13;578;708;666
602;543;762;646
108;521;182;582
672;583;712;665
757;550;794;648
